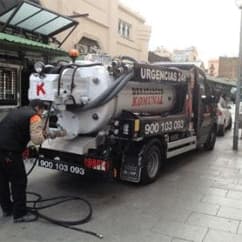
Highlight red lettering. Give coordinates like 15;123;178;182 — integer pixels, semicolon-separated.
151;96;156;104
137;97;142;106
132;97;138;106
132;95;163;107
36;83;46;96
143;96;148;105
160;96;163;104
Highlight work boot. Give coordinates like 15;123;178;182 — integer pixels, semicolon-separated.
14;212;37;223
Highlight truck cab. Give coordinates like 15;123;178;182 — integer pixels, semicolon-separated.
153;63;217;148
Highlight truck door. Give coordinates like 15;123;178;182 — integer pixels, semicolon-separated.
197;73;213;144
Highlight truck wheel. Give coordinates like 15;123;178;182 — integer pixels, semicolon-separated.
140;140;162;184
217;124;225;136
204;127;216;150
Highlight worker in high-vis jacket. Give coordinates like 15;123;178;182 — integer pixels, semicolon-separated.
0;99;65;223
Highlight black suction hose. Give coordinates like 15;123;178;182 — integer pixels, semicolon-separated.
67;72;127;110
26;192;103;239
25;104;102;239
100;71;134;105
68;70;134;112
26;166;102;238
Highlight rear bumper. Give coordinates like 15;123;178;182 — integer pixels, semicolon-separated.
38;148;111;175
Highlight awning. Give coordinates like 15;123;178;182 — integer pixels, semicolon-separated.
206;75;236;88
0;32;67;55
0;0;78;46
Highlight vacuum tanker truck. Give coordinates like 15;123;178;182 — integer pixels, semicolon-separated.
28;55;217;184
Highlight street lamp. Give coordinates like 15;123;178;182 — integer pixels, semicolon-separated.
233;0;242;150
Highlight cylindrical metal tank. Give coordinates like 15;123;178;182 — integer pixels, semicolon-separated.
56;65;176;138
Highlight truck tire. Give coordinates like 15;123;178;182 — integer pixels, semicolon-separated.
217;124;225;136
204;127;216;150
140;139;162;184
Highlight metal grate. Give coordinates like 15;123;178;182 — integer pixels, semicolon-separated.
0;67;17;105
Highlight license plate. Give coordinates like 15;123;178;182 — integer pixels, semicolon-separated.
38;159;85;175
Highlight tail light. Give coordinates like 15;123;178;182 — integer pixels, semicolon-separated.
22;146;38;160
22;148;30;160
84;158;110;172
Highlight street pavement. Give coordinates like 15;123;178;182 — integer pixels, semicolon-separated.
1;127;242;242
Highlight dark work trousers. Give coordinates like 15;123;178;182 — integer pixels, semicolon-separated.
0;150;27;219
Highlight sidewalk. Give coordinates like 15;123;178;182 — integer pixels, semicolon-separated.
1;128;242;242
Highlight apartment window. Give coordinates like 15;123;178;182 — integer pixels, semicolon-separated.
118;19;131;39
0;66;18;105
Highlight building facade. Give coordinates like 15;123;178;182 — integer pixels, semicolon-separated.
218;57;238;80
40;0;151;61
153;46;172;59
172;46;198;62
208;57;238;81
208;59;219;77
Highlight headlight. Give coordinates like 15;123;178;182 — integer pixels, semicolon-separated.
34;62;45;73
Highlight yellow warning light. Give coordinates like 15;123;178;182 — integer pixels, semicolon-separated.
68;49;80;58
134;119;140;132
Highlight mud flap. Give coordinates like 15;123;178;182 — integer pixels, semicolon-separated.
120;155;142;183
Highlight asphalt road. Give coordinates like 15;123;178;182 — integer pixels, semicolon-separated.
1;126;242;242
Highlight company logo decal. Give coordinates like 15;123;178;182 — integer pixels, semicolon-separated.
132;88;164;107
36;82;46;96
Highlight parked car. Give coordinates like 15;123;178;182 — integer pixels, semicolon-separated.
217;96;232;136
239;102;242;130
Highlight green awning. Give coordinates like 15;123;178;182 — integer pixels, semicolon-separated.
0;32;67;55
206;75;236;87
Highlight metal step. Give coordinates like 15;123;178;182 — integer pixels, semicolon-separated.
167;136;197;158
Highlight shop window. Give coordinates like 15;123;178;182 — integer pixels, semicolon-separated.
0;66;18;105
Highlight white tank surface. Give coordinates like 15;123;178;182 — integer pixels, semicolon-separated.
57;101;116;137
61;63;113;106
